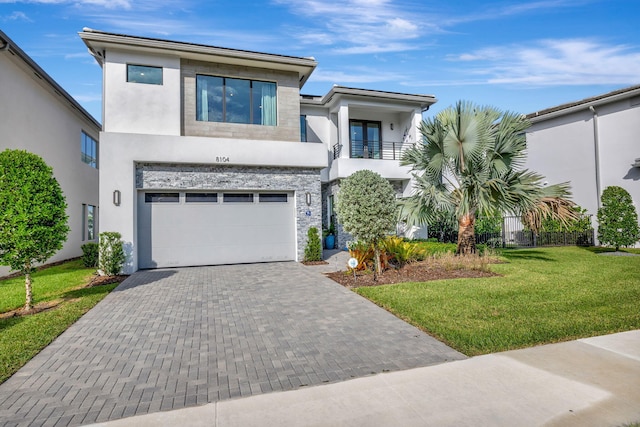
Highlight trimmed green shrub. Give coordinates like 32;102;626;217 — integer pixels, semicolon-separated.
81;242;99;268
597;186;640;251
336;170;397;275
98;232;125;276
304;227;323;262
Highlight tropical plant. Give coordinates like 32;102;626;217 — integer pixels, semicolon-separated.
0;149;69;311
98;232;125;276
336;170;397;276
597;186;640;251
347;241;375;271
304;227;323;262
400;101;578;254
382;236;427;266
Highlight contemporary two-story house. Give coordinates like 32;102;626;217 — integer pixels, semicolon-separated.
0;30;100;277
79;29;435;273
525;85;640;240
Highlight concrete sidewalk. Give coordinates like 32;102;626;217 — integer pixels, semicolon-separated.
86;330;640;427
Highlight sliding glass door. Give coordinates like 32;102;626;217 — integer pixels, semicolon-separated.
350;120;381;159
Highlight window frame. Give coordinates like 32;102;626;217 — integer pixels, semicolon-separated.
300;115;307;142
196;75;277;126
127;64;163;85
81;131;98;168
82;204;98;241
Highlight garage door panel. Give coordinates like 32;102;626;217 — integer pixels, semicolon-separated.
138;192;296;268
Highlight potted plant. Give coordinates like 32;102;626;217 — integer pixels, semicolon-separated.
323;222;336;249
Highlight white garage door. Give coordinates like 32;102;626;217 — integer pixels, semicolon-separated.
137;191;296;268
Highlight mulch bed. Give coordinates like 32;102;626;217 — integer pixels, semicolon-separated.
301;260;329;265
326;259;499;288
86;274;129;287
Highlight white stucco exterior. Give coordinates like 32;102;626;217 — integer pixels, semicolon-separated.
525;86;640;243
103;50;181;135
0;30;100;277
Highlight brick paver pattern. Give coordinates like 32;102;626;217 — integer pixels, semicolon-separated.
0;262;465;426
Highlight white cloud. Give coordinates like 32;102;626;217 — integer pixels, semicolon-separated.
1;11;32;21
0;0;132;8
72;93;101;102
273;0;424;54
309;67;407;84
448;39;640;86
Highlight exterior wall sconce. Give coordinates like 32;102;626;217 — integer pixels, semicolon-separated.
390;123;394;130
305;192;312;206
113;190;121;206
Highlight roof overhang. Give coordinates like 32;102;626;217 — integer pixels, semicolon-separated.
305;85;436;111
79;29;317;88
527;84;640;123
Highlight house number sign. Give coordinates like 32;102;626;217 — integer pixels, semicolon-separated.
216;156;230;163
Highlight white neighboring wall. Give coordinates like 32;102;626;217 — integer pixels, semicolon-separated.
0;32;100;277
525;88;640;243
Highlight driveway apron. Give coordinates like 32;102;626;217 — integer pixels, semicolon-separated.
0;262;465;427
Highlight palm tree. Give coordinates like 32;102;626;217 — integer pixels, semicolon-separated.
400;101;577;254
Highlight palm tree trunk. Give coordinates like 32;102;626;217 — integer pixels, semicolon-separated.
457;213;477;255
24;262;33;312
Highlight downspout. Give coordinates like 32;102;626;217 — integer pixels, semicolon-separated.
589;105;601;246
589;105;602;209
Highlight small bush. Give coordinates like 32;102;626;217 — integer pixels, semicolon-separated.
348;241;375;271
304;227;323;262
383;236;427;266
98;232;125;276
81;242;99;268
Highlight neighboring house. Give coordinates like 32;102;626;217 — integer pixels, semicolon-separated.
80;29;435;273
0;30;100;277
525;85;640;240
301;87;435;248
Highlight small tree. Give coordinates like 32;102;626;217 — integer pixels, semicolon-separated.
597;186;640;251
304;227;322;262
98;232;126;276
335;170;397;276
0;149;69;311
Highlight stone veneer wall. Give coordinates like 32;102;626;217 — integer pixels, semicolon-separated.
136;163;322;262
181;59;301;142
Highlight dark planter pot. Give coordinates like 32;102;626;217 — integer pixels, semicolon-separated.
325;235;335;250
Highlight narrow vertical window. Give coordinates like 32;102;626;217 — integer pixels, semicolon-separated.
87;205;95;241
81;131;98;168
300;115;307;142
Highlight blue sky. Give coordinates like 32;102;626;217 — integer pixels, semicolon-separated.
1;0;639;122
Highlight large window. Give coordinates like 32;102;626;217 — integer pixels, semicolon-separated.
81;131;98;168
196;75;276;125
127;64;163;85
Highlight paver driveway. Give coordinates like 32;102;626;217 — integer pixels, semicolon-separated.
0;262;465;427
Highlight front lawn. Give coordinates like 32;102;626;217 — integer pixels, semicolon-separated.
0;260;118;384
356;246;640;356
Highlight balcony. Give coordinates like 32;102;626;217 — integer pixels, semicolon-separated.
332;140;411;160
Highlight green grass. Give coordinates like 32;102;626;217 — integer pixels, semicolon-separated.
0;260;117;384
357;246;640;356
0;259;95;313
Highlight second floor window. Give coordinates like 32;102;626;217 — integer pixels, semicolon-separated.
300;115;307;142
196;75;276;126
81;131;98;168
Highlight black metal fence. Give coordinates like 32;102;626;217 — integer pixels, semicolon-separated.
427;215;594;248
332;141;410;160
